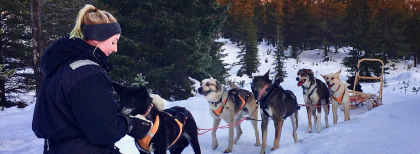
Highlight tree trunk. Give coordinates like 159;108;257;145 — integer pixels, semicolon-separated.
0;56;5;107
32;0;44;98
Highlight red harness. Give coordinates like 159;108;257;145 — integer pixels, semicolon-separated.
257;84;270;101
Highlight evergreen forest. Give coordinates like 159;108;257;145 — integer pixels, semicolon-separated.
1;0;419;104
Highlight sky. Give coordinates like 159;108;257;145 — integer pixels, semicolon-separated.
1;38;420;154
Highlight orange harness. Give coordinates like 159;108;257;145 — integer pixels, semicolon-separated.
331;85;346;105
212;92;248;117
136;112;184;152
136;115;160;151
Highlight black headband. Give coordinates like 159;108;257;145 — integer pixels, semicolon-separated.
82;23;121;41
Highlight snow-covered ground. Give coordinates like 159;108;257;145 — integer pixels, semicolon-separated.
1;39;420;154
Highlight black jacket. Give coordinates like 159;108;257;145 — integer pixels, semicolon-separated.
32;37;150;154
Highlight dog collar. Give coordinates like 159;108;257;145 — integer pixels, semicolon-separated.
210;96;223;107
257;84;270;101
334;85;341;93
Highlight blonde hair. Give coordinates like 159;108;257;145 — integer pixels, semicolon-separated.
70;4;118;39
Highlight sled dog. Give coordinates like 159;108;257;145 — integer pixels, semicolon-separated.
321;70;351;124
251;70;299;154
197;78;260;153
296;68;330;133
114;83;201;154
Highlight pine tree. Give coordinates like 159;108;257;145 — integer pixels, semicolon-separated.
0;64;15;110
269;0;287;81
378;0;410;60
253;0;266;43
0;0;33;106
220;0;241;44
103;0;229;100
234;0;260;77
407;3;420;67
344;0;385;78
284;0;317;56
320;0;347;56
343;0;369;75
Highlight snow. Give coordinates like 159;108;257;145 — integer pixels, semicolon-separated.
1;39;420;154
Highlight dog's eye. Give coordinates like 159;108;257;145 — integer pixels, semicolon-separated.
253;77;259;82
331;78;334;80
206;83;210;86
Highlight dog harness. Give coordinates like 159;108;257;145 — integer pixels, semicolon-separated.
136;115;160;152
257;84;277;116
303;80;330;106
135;110;185;152
212;89;250;117
258;84;300;118
330;85;346;105
302;82;316;103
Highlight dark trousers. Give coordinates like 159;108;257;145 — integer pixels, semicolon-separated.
44;138;122;154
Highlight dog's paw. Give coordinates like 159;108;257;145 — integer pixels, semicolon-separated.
212;144;218;150
223;149;232;153
255;143;261;147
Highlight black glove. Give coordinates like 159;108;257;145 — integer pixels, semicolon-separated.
127;115;153;139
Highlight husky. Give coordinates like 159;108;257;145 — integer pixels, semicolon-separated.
114;83;201;154
296;69;330;133
321;70;351;124
197;78;260;153
251;70;299;154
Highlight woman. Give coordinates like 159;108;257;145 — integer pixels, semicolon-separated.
32;4;152;154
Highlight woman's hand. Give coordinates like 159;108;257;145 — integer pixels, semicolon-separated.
142;103;153;117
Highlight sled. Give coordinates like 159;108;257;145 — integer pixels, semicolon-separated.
348;58;384;111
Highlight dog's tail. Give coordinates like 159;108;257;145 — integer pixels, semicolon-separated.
227;80;241;89
150;94;165;111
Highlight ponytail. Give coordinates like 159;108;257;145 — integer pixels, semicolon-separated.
70;4;118;40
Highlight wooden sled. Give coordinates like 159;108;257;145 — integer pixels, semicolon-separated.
348;58;384;111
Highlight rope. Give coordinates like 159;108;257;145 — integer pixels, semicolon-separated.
298;103;329;108
197;105;260;135
197;117;247;135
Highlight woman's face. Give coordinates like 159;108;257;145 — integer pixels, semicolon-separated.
96;34;120;56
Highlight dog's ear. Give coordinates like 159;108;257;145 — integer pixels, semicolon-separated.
113;82;125;95
263;70;270;79
274;78;281;86
336;70;341;75
307;69;315;83
137;86;150;98
320;74;327;80
208;74;214;80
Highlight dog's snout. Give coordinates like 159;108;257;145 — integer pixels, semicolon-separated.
296;77;299;81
